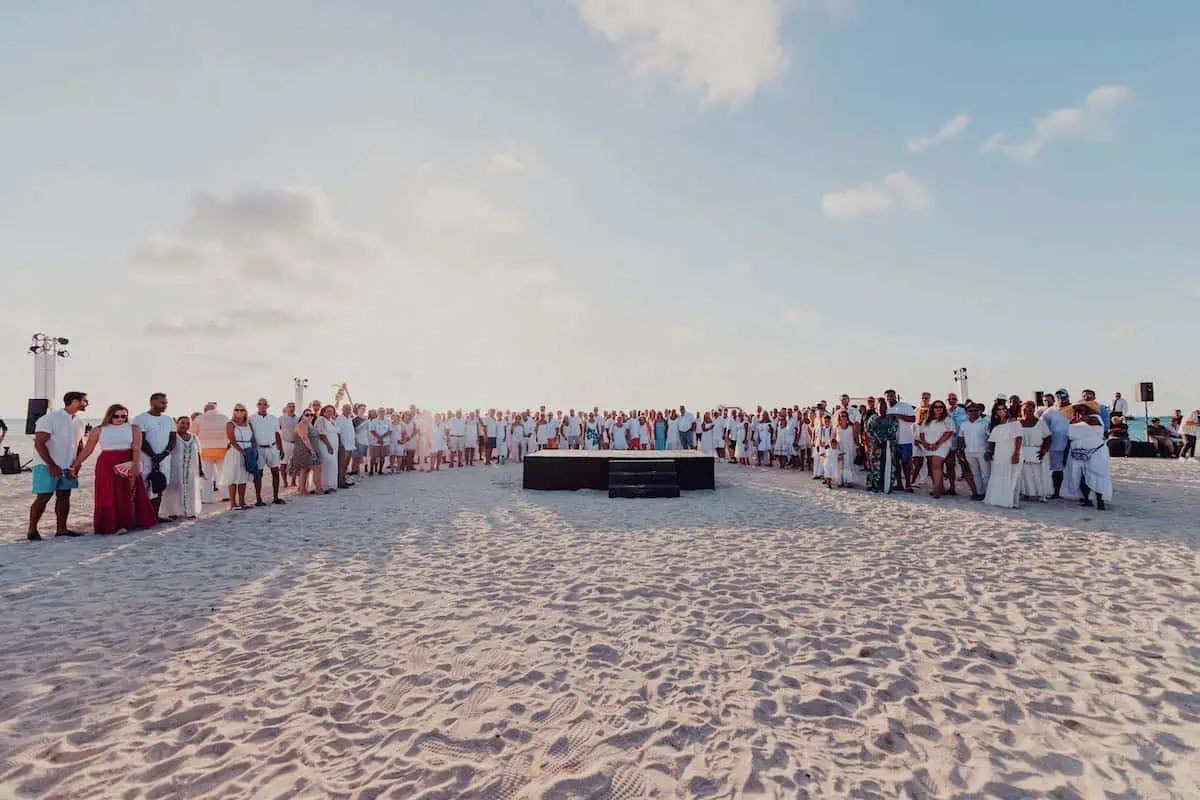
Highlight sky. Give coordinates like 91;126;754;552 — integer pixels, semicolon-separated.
1;0;1197;416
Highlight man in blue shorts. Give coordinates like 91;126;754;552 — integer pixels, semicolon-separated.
28;391;89;540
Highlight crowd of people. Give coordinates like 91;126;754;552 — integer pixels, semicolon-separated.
23;388;1200;540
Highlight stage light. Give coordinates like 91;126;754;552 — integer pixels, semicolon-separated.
55;337;70;345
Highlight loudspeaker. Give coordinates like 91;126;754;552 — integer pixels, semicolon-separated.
25;398;49;435
1139;382;1155;403
1034;390;1045;408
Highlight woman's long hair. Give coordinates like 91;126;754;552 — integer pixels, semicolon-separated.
101;404;128;427
989;403;1007;431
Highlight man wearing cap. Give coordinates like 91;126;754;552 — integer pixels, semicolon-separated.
1041;389;1072;498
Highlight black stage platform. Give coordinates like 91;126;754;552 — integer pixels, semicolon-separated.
523;450;715;492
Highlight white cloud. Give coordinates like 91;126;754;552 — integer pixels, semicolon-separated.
488;145;537;174
781;308;820;326
410;186;522;234
982;84;1131;161
131;185;385;284
821;171;929;221
906;112;971;152
575;0;789;108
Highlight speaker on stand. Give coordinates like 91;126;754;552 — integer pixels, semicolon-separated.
24;398;49;435
1138;382;1155;437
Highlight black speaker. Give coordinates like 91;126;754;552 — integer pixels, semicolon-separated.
25;398;49;435
1034;390;1045;407
1139;382;1155;403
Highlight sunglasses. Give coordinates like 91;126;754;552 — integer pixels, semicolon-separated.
302;412;314;417
112;414;128;421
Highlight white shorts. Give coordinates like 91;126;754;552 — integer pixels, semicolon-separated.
257;446;281;469
450;435;465;452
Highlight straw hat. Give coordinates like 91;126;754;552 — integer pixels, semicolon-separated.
1071;400;1101;416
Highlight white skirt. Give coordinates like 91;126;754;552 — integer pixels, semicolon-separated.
1018;456;1052;499
221;448;253;486
984;459;1022;508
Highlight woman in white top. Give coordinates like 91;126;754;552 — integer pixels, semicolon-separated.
610;415;629;450
71;404;159;534
1064;406;1112;510
732;415;750;465
665;411;682;451
756;413;774;466
916;401;955;498
698;412;716;456
812;415;831;480
983;406;1024;509
823;410;859;488
316;406;340;491
797;413;814;472
163;415;202;519
222;404;255;510
1016;401;1052;502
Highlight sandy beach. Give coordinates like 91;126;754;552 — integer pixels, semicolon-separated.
1;459;1198;798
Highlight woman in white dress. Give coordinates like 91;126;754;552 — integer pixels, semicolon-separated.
797;412;814;472
983;406;1024;509
824;410;859;488
611;415;629;450
222;404;255;510
733;414;751;465
756;413;774;466
316;406;340;491
1064;406;1112;509
916;401;955;498
812;415;831;480
698;412;716;456
774;413;793;466
1016;401;1052;502
665;411;682;451
163;415;201;519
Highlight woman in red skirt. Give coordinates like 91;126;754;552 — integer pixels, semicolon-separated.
71;404;159;535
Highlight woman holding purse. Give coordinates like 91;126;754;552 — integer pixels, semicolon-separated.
222;404;255;510
71;404;158;535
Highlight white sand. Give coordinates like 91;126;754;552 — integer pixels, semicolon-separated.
1;459;1198;798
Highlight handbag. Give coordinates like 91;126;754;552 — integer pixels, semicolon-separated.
242;440;261;475
113;461;135;479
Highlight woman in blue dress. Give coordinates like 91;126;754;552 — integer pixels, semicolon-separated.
653;410;668;451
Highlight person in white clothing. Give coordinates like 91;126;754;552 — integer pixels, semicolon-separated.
983;406;1024;509
1111;392;1129;417
915;400;955;498
1064;404;1112;509
565;410;583;449
884;389;916;492
162;415;202;519
958;404;990;498
249;398;285;506
133;393;176;520
1017;400;1052;502
28;390;89;540
676;406;696;449
824;410;859;488
335;404;357;487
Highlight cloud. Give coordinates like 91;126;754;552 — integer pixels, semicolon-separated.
821;171;929;221
410;186;522;234
575;0;789;108
489;145;537;174
906;112;971;152
781;308;820;326
145;308;303;339
131;185;385;283
982;84;1131;161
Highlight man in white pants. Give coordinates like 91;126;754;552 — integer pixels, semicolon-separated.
959;403;990;499
249;398;285;506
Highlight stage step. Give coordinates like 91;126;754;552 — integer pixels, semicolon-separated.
609;485;681;499
608;459;680;499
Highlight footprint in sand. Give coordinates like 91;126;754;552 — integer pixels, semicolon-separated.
609;763;650;800
460;684;495;718
536;716;601;777
531;694;578;726
408;644;430;673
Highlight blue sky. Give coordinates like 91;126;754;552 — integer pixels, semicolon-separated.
1;0;1196;414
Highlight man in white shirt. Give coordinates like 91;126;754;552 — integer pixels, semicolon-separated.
134;393;177;519
28;390;88;540
712;411;728;459
484;410;499;464
677;405;696;449
247;397;285;506
565;409;583;449
447;410;467;467
1112;392;1129;417
883;389;916;492
958;403;990;498
279;402;298;487
352;404;370;476
335;404;357;488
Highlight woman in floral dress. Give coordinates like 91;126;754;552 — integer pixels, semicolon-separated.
866;397;901;493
